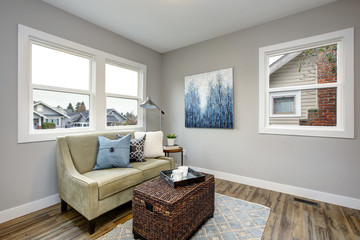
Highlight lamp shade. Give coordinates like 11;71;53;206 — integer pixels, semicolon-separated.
140;96;165;130
140;96;165;115
140;97;159;110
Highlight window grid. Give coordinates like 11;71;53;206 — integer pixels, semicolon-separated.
18;24;146;143
259;28;354;138
30;40;94;133
105;61;143;128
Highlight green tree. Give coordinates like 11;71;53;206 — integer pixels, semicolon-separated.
75;101;86;112
66;103;74;113
123;111;137;125
298;44;337;74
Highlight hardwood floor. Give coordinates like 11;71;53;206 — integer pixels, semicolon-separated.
0;178;359;239
215;179;360;240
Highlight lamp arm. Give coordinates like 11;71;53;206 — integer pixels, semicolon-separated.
153;103;164;114
159;108;164;131
152;102;161;111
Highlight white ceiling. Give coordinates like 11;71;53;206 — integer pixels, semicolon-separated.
43;0;337;53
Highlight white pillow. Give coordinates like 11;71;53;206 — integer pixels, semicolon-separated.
135;131;164;158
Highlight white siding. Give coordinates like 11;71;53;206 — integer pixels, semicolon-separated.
270;54;316;88
269;55;317;125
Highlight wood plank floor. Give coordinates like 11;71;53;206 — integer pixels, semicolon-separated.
0;178;359;239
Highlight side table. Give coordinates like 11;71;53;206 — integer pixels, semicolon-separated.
163;147;183;166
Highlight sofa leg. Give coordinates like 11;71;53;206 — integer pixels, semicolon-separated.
88;219;96;234
61;199;67;212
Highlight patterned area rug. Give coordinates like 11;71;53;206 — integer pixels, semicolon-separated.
98;193;270;240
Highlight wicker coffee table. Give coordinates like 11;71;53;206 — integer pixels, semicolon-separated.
132;172;215;240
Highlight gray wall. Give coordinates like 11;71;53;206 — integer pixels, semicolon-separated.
0;0;162;211
162;0;360;199
1;0;359;215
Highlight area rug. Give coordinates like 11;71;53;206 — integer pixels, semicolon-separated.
98;193;270;240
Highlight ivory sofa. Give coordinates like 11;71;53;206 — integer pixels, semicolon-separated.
56;130;174;233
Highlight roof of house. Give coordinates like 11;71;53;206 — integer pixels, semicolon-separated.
68;109;126;123
33;111;47;118
34;101;70;119
107;108;127;121
64;109;76;116
69;112;83;122
269;52;301;75
106;115;119;123
81;110;90;120
34;102;128;123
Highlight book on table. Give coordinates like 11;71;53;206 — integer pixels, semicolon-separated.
163;144;180;150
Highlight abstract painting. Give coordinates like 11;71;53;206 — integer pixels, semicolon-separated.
185;68;233;128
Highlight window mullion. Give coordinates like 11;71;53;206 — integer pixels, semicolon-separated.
268;83;339;93
30;39;94;61
105;93;139;100
32;84;91;95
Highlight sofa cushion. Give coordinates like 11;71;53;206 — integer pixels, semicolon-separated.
135;131;165;158
66;131;135;174
93;135;132;170
83;168;143;200
132;158;171;181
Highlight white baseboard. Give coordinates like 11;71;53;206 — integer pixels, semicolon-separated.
2;167;359;224
0;194;61;224
190;166;360;210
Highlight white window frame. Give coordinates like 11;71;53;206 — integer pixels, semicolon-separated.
18;24;146;143
259;28;354;138
105;61;144;130
30;40;94;132
269;91;301;118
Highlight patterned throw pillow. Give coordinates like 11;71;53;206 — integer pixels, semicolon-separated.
118;134;147;162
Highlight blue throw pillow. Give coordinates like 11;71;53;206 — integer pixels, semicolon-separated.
93;134;132;170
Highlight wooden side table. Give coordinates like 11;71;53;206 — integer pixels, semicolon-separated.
163;147;183;166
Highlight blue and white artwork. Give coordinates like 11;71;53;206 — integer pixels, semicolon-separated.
185;68;233;128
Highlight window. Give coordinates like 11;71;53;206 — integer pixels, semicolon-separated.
270;91;301;117
274;97;294;114
18;25;146;143
259;28;354;138
105;62;143;127
36;105;43;112
31;42;93;131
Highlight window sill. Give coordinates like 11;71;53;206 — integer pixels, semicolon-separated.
18;126;146;143
259;125;354;139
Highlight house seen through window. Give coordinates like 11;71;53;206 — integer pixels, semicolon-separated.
31;43;143;131
259;28;354;138
18;25;146;142
268;44;337;126
31;43;92;130
105;63;141;127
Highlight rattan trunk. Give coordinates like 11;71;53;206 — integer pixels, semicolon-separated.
132;173;214;240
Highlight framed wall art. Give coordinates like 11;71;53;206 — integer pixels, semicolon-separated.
185;68;233;128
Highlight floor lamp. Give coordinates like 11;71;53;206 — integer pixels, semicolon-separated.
140;97;165;131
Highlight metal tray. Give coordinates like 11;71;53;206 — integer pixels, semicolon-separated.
160;168;205;188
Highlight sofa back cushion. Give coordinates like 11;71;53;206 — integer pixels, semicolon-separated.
66;131;135;174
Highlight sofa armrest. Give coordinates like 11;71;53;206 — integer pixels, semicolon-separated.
156;156;175;169
56;138;99;220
